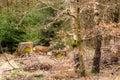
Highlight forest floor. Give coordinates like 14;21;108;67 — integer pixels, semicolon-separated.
0;48;120;80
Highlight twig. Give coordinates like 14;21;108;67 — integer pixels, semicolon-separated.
15;3;40;29
3;53;15;69
38;9;68;29
0;43;15;69
37;0;61;12
16;12;28;29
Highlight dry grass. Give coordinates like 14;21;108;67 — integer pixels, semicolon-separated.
0;49;119;80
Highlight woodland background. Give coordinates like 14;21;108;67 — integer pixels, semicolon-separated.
0;0;120;80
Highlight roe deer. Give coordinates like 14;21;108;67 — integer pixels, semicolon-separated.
33;42;54;54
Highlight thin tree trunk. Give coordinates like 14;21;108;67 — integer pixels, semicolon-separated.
69;0;86;77
92;35;102;73
92;0;102;73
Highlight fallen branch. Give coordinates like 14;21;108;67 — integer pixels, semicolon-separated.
3;53;15;69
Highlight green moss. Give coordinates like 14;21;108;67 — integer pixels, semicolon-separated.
71;40;78;48
16;48;20;53
91;69;99;74
23;47;31;53
56;52;62;58
11;70;19;77
80;70;86;77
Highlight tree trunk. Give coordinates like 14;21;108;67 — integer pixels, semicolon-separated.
69;0;86;77
92;35;102;73
92;0;102;73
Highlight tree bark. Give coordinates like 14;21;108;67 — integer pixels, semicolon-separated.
92;35;102;73
92;0;102;73
69;0;86;77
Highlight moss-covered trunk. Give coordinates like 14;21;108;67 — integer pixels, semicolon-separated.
69;0;86;77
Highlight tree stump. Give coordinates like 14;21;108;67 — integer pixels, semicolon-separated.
17;42;33;55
